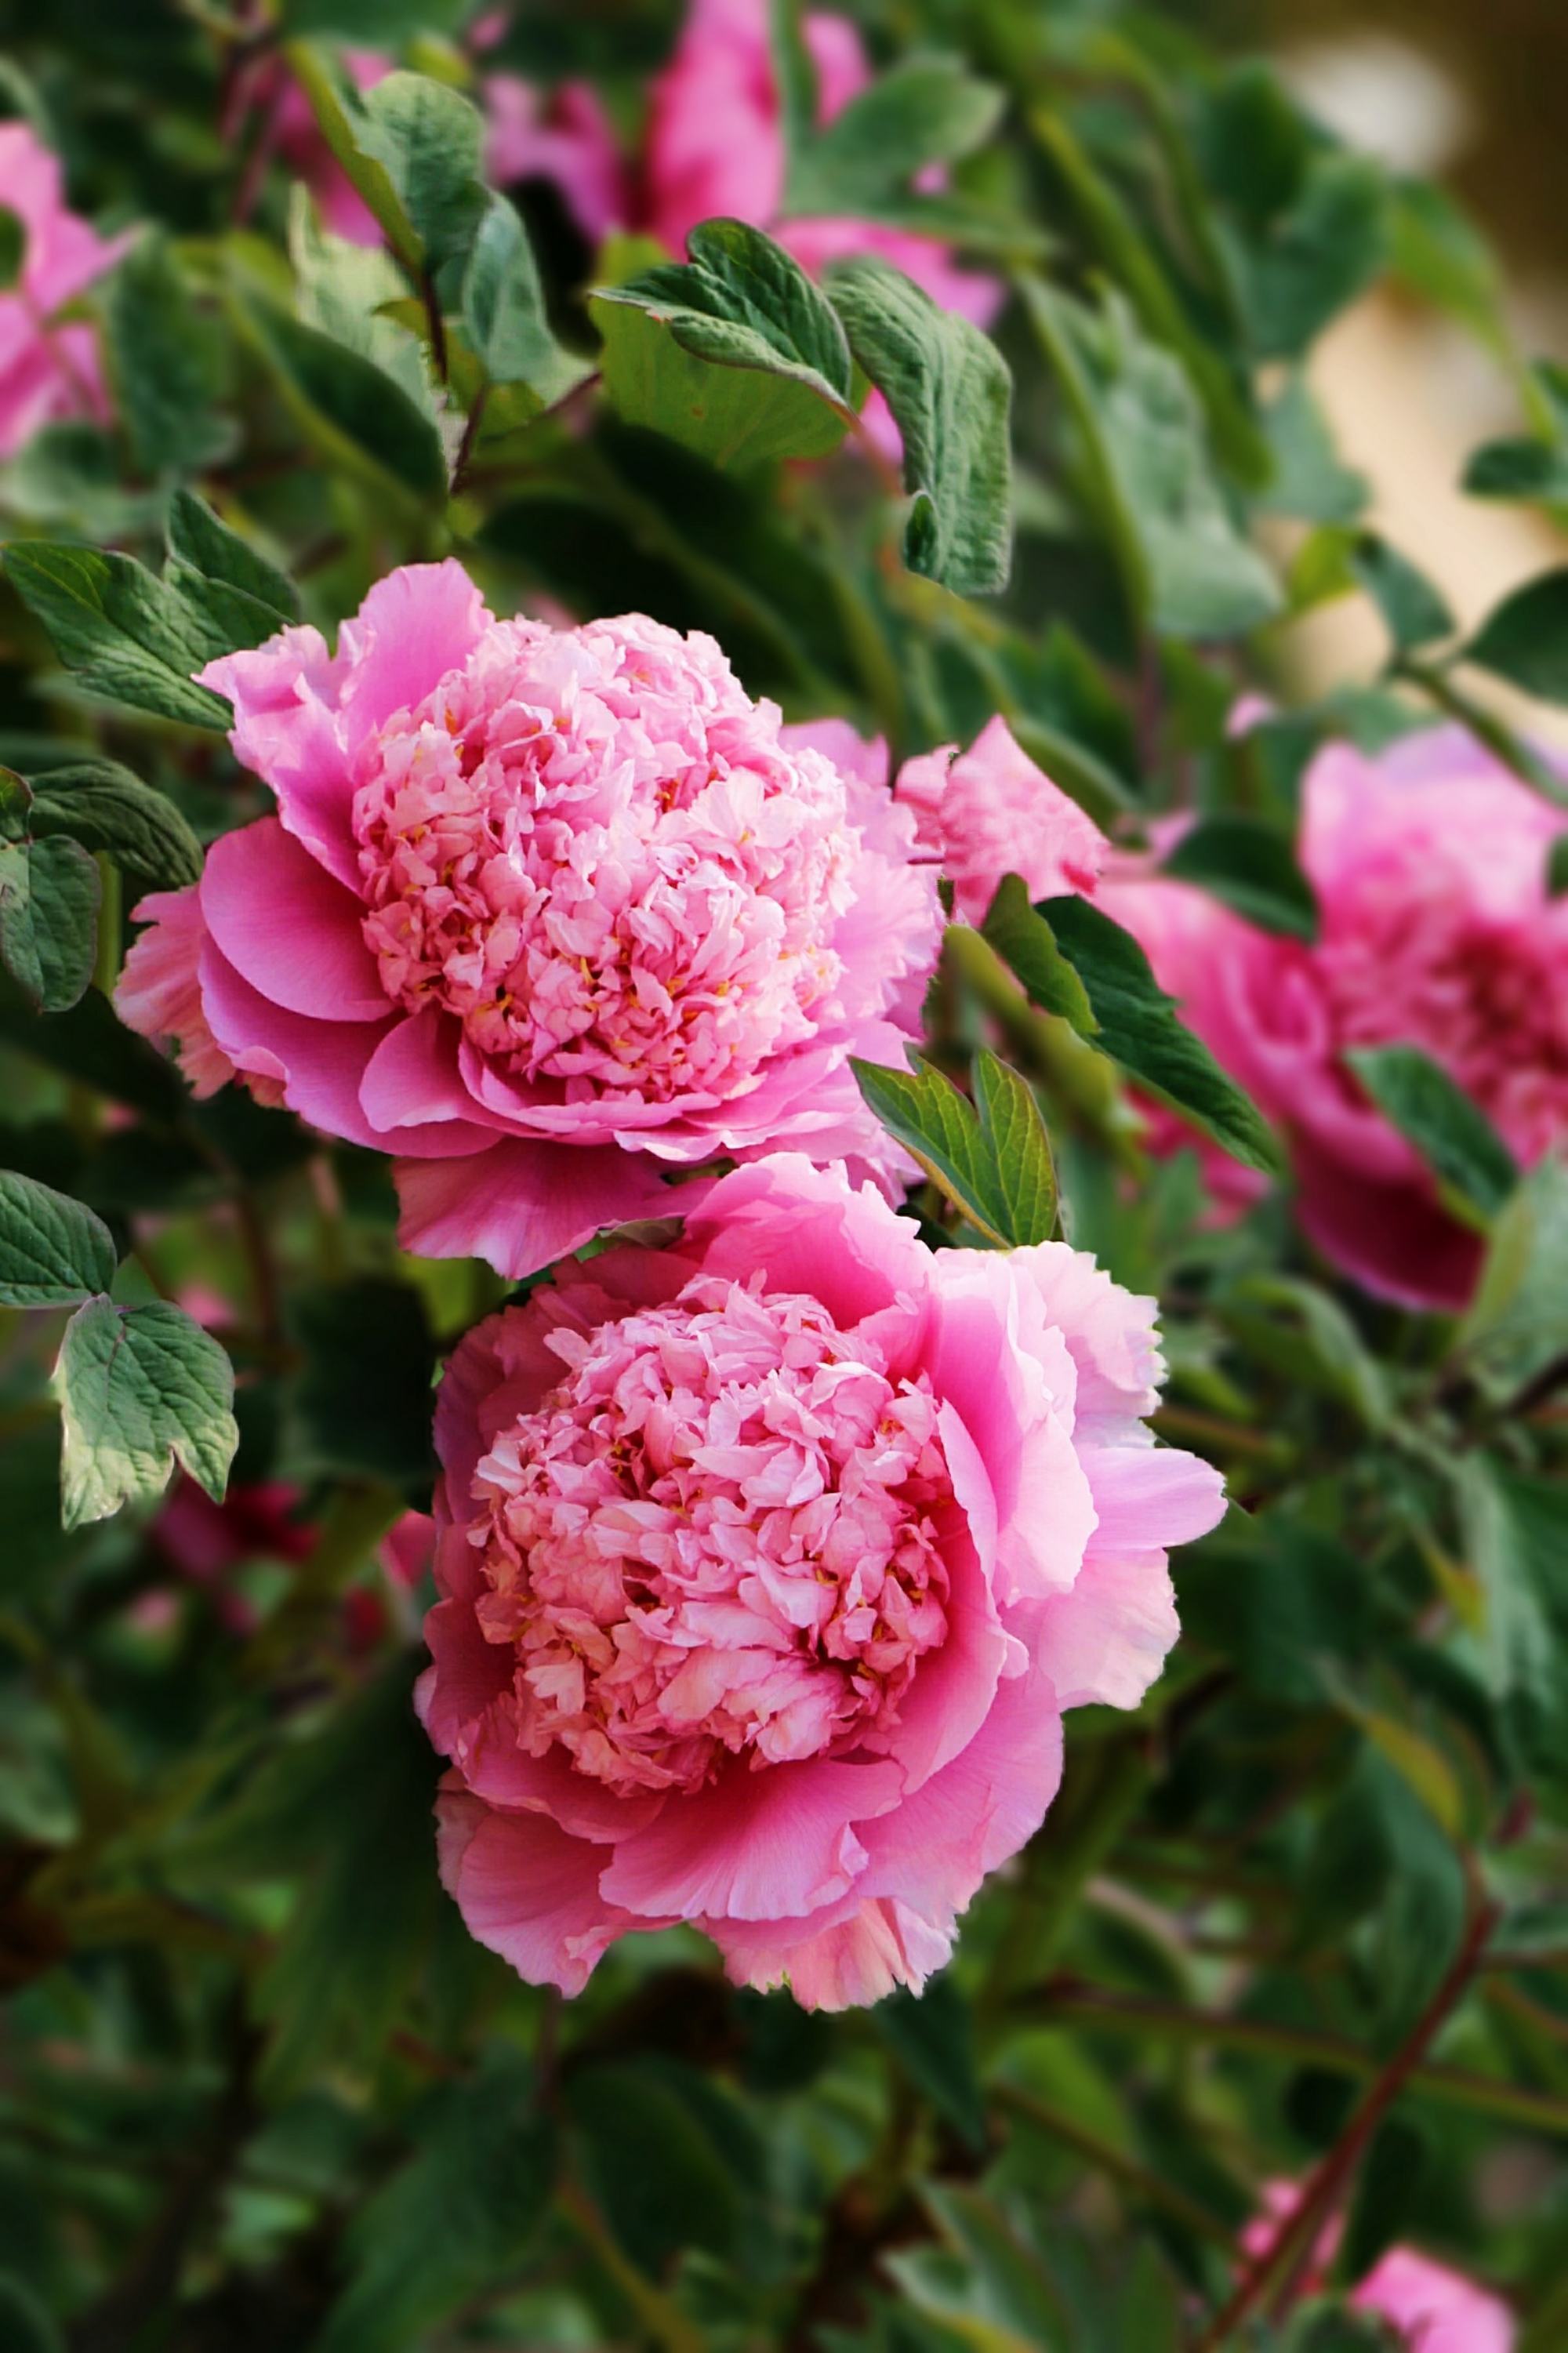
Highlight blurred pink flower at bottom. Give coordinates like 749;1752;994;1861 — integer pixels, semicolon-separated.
1243;2185;1514;2351
0;120;129;458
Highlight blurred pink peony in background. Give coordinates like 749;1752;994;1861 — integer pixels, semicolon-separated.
1243;2184;1514;2351
264;49;390;245
116;562;941;1276
0;120;128;458
1098;728;1568;1308
484;74;626;242
895;714;1110;925
419;1154;1225;2006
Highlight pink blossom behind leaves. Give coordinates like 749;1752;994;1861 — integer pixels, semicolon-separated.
0;121;128;458
116;563;942;1277
419;1154;1225;2007
1244;2186;1515;2351
1099;728;1568;1307
895;713;1111;926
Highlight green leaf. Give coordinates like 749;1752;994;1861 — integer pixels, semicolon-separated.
27;757;203;892
0;1170;116;1306
0;830;100;1011
851;1048;1058;1247
315;2046;556;2353
165;488;299;626
788;58;1004;214
104;232;230;477
1464;569;1568;704
461;192;592;405
2;542;232;730
592;219;855;471
281;0;468;30
286;53;485;281
1465;434;1568;507
568;2057;755;2273
978;873;1095;1031
236;296;449;503
1028;891;1280;1172
1218;1273;1391;1432
873;1975;985;2153
0;206;25;292
1240;151;1388;360
1455;1454;1566;1727
1258;373;1368;524
53;1297;238;1529
1344;1044;1518;1223
1018;277;1279;638
826;254;1013;595
1455;1156;1568;1394
1162;813;1319;939
1349;532;1455;653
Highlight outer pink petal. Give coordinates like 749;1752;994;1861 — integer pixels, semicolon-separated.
335;560;491;748
598;1755;904;1923
393;1138;674;1275
452;1694;664;1844
1086;1443;1228;1554
435;1783;647;1996
197;938;393;1149
1034;1551;1178;1711
1011;1240;1163;1436
199;624;360;888
198;817;387;1019
715;1897;953;2010
116;886;238;1098
1290;1136;1482;1312
360;1008;513;1135
861;1494;1018;1792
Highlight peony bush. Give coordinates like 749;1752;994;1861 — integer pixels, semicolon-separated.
0;2;1563;2348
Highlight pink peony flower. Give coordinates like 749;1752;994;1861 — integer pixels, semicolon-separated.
895;714;1111;927
0;121;129;459
115;563;941;1277
1243;2185;1514;2351
1098;728;1568;1309
418;1153;1225;2007
643;0;1001;452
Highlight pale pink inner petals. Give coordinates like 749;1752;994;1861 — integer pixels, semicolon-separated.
461;1269;955;1799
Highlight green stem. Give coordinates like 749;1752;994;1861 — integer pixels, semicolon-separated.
1016;1978;1568;2137
992;2081;1235;2246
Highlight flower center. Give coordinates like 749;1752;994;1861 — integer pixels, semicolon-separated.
350;619;854;1106
1319;888;1568;1163
465;1275;953;1796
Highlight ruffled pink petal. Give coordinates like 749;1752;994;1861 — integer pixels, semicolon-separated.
360;1008;513;1135
1011;1241;1163;1436
197;936;403;1150
116;887;238;1098
199;817;386;1019
435;1783;647;1995
1085;1443;1228;1554
335;560;492;750
779;717;890;791
199;624;360;888
858;1498;1019;1792
393;1138;674;1276
453;1694;665;1843
715;1896;953;2010
598;1754;904;1923
1034;1551;1178;1712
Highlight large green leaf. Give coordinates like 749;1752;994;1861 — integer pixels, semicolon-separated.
236;295;450;503
53;1297;238;1529
851;1048;1058;1247
103;232;230;477
0;1171;116;1307
1345;1045;1518;1223
27;757;202;894
826;254;1013;594
2;543;232;730
286;53;485;280
787;57;1004;214
461;192;593;405
165;487;298;626
1464;569;1568;706
316;2047;557;2353
982;877;1281;1172
592;219;856;470
0;828;100;1011
1019;278;1279;638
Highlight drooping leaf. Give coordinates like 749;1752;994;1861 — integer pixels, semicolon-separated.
787;58;1004;214
2;543;232;730
1019;277;1279;638
851;1048;1058;1247
592;219;856;471
1161;813;1319;938
286;53;486;280
26;757;203;894
1350;532;1456;653
460;192;593;406
1464;569;1568;705
0;828;100;1010
987;884;1281;1172
165;488;299;625
0;1171;117;1307
236;296;449;503
53;1297;238;1528
826;253;1013;594
103;232;230;477
1345;1044;1518;1223
316;2046;557;2353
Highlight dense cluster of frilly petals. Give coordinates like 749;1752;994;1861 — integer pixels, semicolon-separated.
116;563;939;1278
1099;728;1568;1307
0;121;128;459
421;1156;1225;2009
